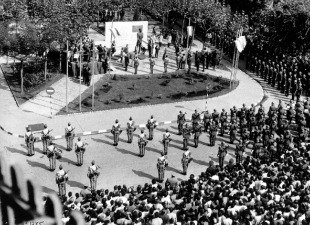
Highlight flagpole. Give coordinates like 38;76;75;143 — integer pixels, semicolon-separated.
230;31;238;89
186;17;191;71
66;40;69;112
79;39;82;112
92;40;95;111
108;19;114;79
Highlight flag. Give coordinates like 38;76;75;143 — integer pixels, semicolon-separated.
235;36;247;53
110;28;121;39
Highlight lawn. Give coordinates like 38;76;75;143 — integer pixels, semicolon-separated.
1;63;63;106
58;71;237;114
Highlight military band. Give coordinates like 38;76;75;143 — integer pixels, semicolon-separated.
181;149;192;175
138;130;148;157
65;122;75;151
111;119;122;146
87;160;100;192
162;129;172;155
41;124;52;154
56;164;68;198
25;127;35;156
157;152;168;182
75;137;87;166
146;115;156;140
127;117;136;143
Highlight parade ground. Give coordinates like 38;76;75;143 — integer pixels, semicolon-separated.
0;17;292;195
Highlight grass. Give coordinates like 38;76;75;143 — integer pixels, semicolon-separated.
1;63;63;106
58;71;237;115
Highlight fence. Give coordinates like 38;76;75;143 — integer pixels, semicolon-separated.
0;153;84;225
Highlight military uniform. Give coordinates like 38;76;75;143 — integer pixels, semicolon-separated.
262;126;271;147
191;110;201;125
146;116;157;140
218;143;228;169
182;125;191;150
87;161;100;192
47;143;61;171
41;126;52;154
220;110;228;136
209;122;218;146
235;141;245;164
177;111;186;135
193;123;202;148
56;166;68;198
127;118;136;143
75;138;87;166
181;150;192;175
230;121;238;144
25;130;35;156
157;154;168;182
65;124;75;151
138;132;148;157
212;110;220;125
111;121;122;146
203;111;212;132
150;57;155;74
162;130;171;155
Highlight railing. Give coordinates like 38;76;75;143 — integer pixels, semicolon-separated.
0;153;84;225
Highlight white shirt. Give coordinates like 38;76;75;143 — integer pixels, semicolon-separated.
139;133;146;139
66;126;73;132
56;169;65;177
164;132;170;138
76;141;83;147
43;128;49;135
26;131;32;137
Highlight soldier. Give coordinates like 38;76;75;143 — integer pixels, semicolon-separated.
230;119;238;144
47;142;62;171
56;164;68;199
192;122;202;148
138;130;148;157
149;56;155;74
192;109;201;125
177;111;186;135
146;115;157;140
25;127;35;156
203;110;212;132
195;51;200;71
219;109;228;136
187;53;192;74
235;140;245;164
134;56;139;74
41;124;52;154
181;149;192;175
164;55;169;73
65;122;75;151
262;125;271;147
162;129;172;155
212;109;220;125
75;137;87;166
127;117;136;143
209;121;218;146
218;142;229;169
182;124;191;150
87;160;100;192
111;119;122;146
157;152;168;182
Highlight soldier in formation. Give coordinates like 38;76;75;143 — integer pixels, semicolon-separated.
218;141;229;169
192;122;202;148
65;122;75;151
126;117;136;143
181;149;192;175
41;124;52;154
25;127;35;156
87;160;100;192
56;164;68;199
157;152;168;182
209;121;218;146
162;129;172;155
47;142;62;171
75;137;87;166
111;119;122;146
177;111;186;135
138;130;148;157
182;124;191;150
146;115;156;140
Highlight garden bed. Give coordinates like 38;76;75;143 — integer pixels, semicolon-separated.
1;63;63;106
58;71;237;114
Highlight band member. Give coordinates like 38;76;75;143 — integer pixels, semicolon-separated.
177;111;186;135
111;119;122;146
192;122;202;148
41;124;52;154
138;130;148;157
157;152;168;182
162;129;172;155
47;142;62;171
127;117;136;143
218;141;229;169
75;137;87;166
87;160;100;192
146;115;157;140
25;127;35;156
65;122;75;151
181;149;192;175
56;164;68;198
182;124;191;150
